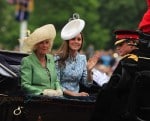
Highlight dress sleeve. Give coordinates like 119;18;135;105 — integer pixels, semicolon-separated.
80;55;88;85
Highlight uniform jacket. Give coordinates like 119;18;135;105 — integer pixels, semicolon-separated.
21;52;61;95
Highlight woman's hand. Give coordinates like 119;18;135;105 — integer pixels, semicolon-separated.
87;51;103;70
87;55;99;70
63;90;89;97
78;92;89;96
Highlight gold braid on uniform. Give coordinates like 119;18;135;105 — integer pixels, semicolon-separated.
121;54;138;62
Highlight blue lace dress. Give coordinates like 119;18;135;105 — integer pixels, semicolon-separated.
54;53;87;93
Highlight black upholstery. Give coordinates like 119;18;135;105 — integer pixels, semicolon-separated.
0;51;28;95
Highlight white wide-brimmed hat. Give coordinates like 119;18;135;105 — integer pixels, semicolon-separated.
22;24;56;53
61;18;85;40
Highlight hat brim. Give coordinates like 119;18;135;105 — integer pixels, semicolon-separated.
61;19;85;40
115;39;126;46
21;24;56;53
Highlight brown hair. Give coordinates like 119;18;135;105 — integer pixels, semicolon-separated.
55;33;84;67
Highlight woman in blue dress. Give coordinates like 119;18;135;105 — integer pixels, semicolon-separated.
54;15;93;97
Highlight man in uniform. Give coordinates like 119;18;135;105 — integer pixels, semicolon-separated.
112;30;139;75
90;30;140;121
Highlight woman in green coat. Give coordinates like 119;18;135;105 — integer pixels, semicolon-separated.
20;24;62;96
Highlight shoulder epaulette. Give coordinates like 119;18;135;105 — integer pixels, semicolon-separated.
127;54;138;62
121;54;138;62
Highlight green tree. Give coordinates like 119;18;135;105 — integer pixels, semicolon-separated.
0;1;19;49
0;0;147;51
98;0;147;49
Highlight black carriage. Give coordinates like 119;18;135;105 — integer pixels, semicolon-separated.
0;50;98;121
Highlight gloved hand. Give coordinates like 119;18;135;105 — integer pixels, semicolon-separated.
43;89;63;97
55;89;63;96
